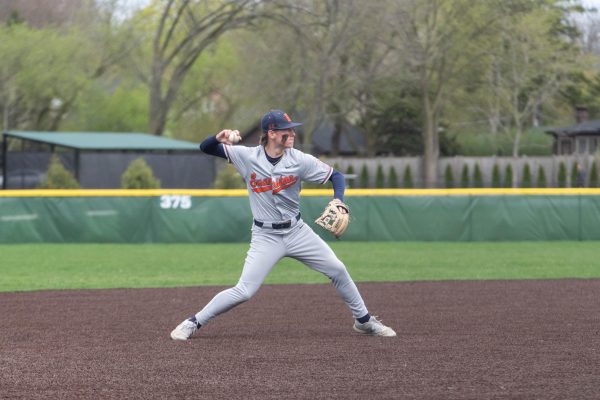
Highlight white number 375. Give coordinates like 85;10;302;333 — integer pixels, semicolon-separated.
160;195;192;209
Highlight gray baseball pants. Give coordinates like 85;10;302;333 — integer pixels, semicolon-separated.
194;221;368;326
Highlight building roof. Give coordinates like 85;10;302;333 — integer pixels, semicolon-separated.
3;131;199;151
545;120;600;137
311;118;366;155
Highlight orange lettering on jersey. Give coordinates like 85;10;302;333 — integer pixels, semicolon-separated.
272;175;298;194
249;172;298;194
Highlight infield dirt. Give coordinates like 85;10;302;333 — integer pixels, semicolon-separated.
1;280;598;399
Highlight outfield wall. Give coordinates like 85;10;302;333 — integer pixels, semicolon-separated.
1;189;600;243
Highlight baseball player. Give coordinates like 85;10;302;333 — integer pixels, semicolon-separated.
170;109;396;340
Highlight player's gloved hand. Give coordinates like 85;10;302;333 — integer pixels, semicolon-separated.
314;199;350;239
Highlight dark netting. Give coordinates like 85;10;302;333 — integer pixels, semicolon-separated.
3;151;215;189
80;152;215;189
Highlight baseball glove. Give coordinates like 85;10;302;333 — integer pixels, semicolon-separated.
314;199;350;238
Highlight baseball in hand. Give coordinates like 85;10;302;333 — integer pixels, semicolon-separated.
228;130;241;144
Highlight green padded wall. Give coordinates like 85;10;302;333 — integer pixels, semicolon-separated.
1;190;599;243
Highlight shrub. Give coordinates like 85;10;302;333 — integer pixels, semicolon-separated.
214;164;246;189
521;163;532;188
536;165;547;188
491;164;501;188
388;166;398;188
504;164;513;188
359;164;369;188
345;165;356;188
403;165;413;188
39;154;80;189
570;162;579;187
121;158;160;189
375;164;385;188
557;161;567;188
473;163;484;188
589;161;598;187
460;164;469;188
444;165;454;188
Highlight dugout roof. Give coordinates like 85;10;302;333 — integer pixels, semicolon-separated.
3;131;198;150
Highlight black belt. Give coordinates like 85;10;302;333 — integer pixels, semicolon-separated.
254;213;301;229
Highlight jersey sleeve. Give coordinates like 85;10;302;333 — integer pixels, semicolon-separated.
223;145;252;177
299;152;333;184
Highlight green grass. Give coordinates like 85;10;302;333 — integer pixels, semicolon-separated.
1;242;599;292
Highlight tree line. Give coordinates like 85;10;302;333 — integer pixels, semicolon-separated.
2;0;600;186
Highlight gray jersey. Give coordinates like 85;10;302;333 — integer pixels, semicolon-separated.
223;145;332;223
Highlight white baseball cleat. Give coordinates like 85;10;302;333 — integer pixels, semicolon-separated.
170;319;198;340
353;316;397;337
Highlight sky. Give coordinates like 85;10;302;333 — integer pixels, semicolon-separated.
582;0;600;8
110;0;150;20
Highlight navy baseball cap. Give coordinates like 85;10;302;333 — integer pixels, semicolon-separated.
261;109;303;133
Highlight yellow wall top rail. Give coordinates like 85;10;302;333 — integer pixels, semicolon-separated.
1;188;600;197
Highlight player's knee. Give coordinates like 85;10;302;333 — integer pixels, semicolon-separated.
232;281;258;302
327;261;350;282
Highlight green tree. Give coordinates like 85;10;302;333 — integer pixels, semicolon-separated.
146;0;263;136
39;154;80;189
214;164;245;189
395;0;496;187
491;164;501;188
375;164;385;188
121;158;160;189
467;2;584;157
64;84;148;132
444;164;454;188
345;165;356;188
536;165;547;188
521;163;532;188
589;161;598;187
164;36;245;140
570;162;579;188
244;1;395;155
362;82;422;156
0;5;133;131
460;164;470;188
388;166;398;188
403;165;413;188
0;25;93;130
359;164;369;188
504;164;513;188
557;161;567;188
473;163;484;188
